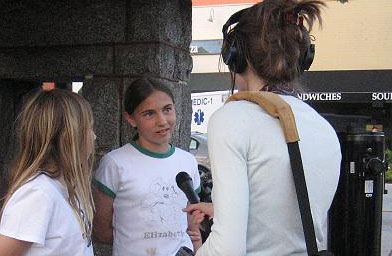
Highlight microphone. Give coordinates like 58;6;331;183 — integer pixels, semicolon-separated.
176;172;212;234
175;246;195;256
176;171;200;204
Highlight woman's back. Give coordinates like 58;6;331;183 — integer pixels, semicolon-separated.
206;96;341;255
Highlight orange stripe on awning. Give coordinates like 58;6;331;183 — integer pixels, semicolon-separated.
192;0;334;6
192;0;258;6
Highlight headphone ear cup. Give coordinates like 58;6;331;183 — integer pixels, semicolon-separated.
222;41;234;67
222;37;247;74
300;43;315;72
221;8;250;74
225;46;239;73
232;44;247;74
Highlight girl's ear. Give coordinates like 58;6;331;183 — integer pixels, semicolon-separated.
123;112;137;128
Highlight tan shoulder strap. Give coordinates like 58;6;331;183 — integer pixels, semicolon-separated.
226;91;299;143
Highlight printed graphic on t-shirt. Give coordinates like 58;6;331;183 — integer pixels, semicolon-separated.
142;177;184;227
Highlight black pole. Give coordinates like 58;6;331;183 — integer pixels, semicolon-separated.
328;132;385;256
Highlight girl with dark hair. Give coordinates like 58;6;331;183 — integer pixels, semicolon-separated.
0;89;95;255
184;0;341;255
93;77;201;255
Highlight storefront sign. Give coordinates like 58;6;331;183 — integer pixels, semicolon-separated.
189;40;223;55
299;93;342;101
299;92;392;103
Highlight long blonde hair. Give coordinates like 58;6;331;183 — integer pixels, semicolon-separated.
1;88;95;240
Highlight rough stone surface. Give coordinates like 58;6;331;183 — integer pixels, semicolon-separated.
115;44;192;82
0;84;14;201
0;46;114;83
0;0;192;83
82;77;122;157
170;80;193;151
0;0;126;47
0;42;192;84
0;1;193;254
127;0;192;48
120;78;137;146
0;80;40;201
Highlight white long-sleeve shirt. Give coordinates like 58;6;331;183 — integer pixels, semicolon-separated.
196;95;341;256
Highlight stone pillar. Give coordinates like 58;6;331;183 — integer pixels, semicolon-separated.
0;80;39;201
82;0;193;158
0;0;192;255
81;2;193;252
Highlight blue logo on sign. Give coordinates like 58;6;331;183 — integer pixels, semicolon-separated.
194;109;204;125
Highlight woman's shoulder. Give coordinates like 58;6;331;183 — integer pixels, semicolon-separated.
215;100;273;121
208;100;275;133
223;99;262;110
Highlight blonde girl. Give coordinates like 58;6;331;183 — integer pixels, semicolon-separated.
0;89;96;256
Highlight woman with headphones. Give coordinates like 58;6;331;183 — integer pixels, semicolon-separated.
184;0;341;255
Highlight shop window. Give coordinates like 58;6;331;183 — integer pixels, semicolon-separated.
190;40;223;55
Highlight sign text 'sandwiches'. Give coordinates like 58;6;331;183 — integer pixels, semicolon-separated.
299;93;342;101
298;92;392;102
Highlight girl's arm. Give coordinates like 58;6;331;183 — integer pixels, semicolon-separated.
0;235;32;256
93;187;114;244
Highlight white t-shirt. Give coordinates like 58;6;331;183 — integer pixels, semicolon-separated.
0;174;93;256
94;142;200;256
196;95;341;256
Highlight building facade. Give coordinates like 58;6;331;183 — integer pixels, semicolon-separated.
190;0;392;142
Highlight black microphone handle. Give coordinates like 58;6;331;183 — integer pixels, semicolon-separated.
176;172;212;233
200;217;212;234
180;179;200;204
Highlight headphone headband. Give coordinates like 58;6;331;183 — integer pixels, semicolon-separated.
222;8;250;38
221;8;250;74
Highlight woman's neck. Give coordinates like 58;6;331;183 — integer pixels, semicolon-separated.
242;67;267;91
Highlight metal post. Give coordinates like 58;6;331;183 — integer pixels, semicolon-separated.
329;132;385;256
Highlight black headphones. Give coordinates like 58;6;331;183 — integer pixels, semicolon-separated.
221;8;249;74
221;7;315;74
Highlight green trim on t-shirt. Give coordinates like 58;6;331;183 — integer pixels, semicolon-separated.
93;178;116;199
130;140;175;158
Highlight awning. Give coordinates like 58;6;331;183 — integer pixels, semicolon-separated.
189;70;392;103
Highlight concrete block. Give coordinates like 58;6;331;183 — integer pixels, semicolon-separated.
115;44;192;82
0;0;126;47
81;77;122;156
126;0;192;48
0;46;114;82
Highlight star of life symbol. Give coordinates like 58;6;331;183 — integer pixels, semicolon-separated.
194;109;204;125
